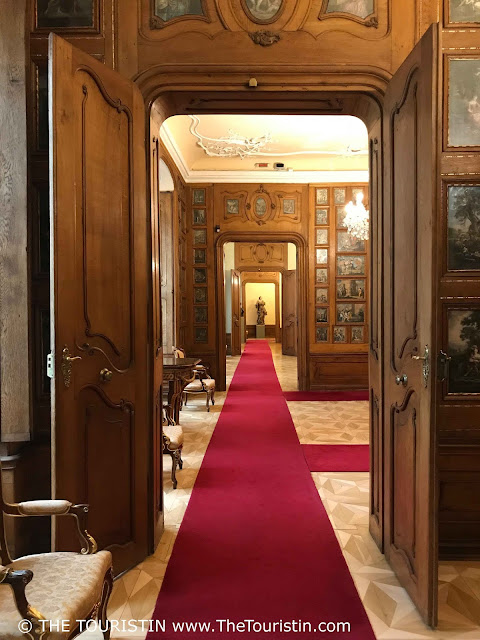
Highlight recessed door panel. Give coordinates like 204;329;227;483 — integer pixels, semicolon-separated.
383;24;439;626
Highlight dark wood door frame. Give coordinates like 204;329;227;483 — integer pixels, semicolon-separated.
215;232;308;391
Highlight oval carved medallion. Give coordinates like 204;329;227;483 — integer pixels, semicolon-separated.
255;196;267;217
242;0;284;24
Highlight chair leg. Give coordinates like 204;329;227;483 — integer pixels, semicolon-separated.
211;389;215;406
177;448;183;470
98;568;113;640
206;392;210;412
170;451;178;489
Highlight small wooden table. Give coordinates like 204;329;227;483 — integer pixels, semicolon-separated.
163;356;201;424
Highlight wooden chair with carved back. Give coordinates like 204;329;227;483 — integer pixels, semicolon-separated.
172;347;216;411
0;460;113;640
162;405;184;490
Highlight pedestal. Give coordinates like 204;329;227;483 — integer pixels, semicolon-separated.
256;324;266;339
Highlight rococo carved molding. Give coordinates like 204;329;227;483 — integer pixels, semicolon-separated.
220;185;303;226
142;0;388;44
318;0;379;28
241;0;285;25
148;0;211;30
248;30;281;46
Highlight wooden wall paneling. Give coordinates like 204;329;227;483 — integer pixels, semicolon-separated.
309;183;370;390
435;24;480;558
187;184;218;379
439;445;480;557
212;183;309;390
176;180;188;350
235;242;287;270
30;0;117;68
0;1;30;445
136;0;397;76
282;270;297;356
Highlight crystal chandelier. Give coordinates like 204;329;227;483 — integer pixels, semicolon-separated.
344;191;369;241
189;115;272;159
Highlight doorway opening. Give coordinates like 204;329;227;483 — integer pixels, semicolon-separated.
223;241;299;387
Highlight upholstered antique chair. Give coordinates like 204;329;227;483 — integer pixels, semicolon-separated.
0;462;113;640
162;406;184;490
172;347;216;411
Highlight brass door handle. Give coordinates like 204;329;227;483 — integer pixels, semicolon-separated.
412;345;430;388
61;346;82;388
395;374;408;386
100;368;113;382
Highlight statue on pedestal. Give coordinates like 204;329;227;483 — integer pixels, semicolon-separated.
255;296;267;325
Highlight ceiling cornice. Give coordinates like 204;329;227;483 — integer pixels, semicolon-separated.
178;169;369;184
160;124;190;181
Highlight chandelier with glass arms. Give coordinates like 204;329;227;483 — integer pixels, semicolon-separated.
343;192;370;241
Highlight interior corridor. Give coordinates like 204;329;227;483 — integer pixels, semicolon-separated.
87;345;480;640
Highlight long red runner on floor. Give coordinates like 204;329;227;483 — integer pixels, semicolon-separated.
148;340;375;639
303;444;370;472
284;390;369;401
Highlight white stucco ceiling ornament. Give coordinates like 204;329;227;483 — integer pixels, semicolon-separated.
189;115;368;161
189;115;273;159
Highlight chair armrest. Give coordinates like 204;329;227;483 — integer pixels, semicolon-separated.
0;567;46;626
17;500;72;516
4;501;98;555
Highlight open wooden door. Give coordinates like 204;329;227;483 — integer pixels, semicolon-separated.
49;34;150;575
282;270;297;356
231;270;241;356
383;24;439;626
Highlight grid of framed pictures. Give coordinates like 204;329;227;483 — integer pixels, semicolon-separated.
314;185;368;344
192;188;208;343
314;189;330;341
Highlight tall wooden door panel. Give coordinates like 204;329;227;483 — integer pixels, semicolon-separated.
383;24;438;626
282;270;297;356
49;34;149;574
231;270;241;356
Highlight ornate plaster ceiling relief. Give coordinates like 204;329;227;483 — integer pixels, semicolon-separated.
188;115;368;161
160;114;369;183
189;115;273;158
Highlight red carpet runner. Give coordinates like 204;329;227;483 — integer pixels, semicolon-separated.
148;341;375;639
303;444;370;472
